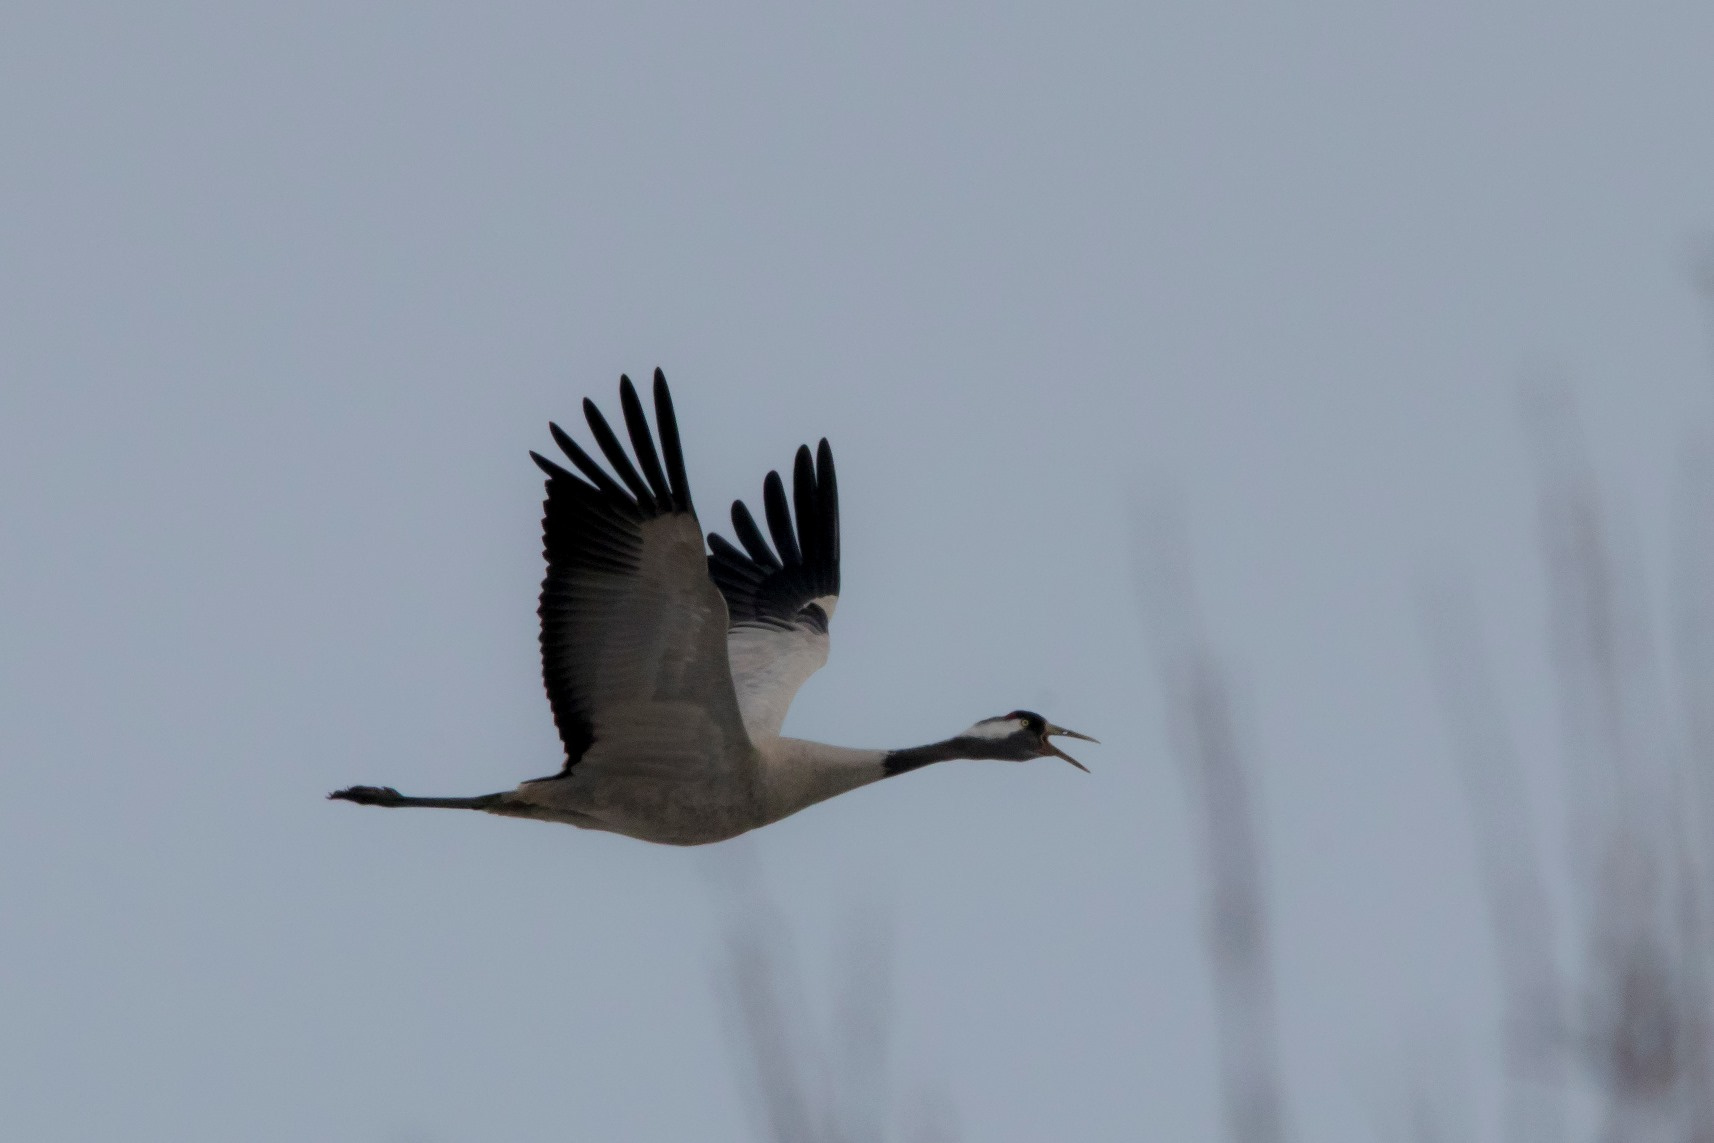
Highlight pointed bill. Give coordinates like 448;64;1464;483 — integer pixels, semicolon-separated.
1043;723;1097;772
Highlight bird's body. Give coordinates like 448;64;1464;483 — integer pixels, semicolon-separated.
485;737;881;846
331;371;1093;845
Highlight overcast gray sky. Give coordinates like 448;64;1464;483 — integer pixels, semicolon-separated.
3;4;1711;1140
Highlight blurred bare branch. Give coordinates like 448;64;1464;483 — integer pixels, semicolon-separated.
1690;235;1714;391
1529;393;1713;1132
1668;430;1714;1143
1420;577;1567;1143
708;849;955;1143
1429;384;1714;1141
712;847;824;1143
1133;497;1291;1143
1673;436;1714;855
830;906;896;1143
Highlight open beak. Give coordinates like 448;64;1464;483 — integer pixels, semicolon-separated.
1042;724;1098;773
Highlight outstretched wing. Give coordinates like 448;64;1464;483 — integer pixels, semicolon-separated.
530;370;753;791
706;440;840;740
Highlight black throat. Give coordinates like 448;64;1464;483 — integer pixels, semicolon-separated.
882;737;986;777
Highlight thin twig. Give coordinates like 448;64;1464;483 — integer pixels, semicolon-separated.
1133;498;1291;1143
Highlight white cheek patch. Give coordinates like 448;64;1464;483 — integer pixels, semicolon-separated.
966;718;1026;740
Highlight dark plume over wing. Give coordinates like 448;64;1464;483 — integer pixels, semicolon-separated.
707;441;841;740
707;440;840;633
529;370;746;772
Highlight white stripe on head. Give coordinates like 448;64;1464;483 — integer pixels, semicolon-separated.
965;716;1027;740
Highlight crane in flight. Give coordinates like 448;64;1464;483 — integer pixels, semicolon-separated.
330;371;1094;844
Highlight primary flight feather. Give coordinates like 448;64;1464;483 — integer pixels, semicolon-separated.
330;370;1094;845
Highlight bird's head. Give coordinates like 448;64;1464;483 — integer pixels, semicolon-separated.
963;710;1097;771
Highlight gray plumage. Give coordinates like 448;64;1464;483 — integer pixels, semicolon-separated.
330;370;1095;845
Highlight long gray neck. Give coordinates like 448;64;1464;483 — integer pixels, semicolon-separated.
758;738;889;825
756;735;996;826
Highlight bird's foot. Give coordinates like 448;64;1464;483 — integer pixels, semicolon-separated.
328;785;404;806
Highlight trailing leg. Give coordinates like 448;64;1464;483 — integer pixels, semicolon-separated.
328;785;502;810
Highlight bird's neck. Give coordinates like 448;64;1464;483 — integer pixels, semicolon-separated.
755;734;993;825
881;736;991;777
757;738;888;822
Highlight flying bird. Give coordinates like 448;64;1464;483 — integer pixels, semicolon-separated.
330;370;1095;844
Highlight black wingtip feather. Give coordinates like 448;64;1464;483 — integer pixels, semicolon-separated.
583;388;657;510
726;503;773;571
727;501;775;568
706;434;841;632
619;376;673;506
818;440;839;586
549;422;630;503
792;445;818;559
653;370;692;512
706;532;747;564
530;450;569;479
762;470;801;566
